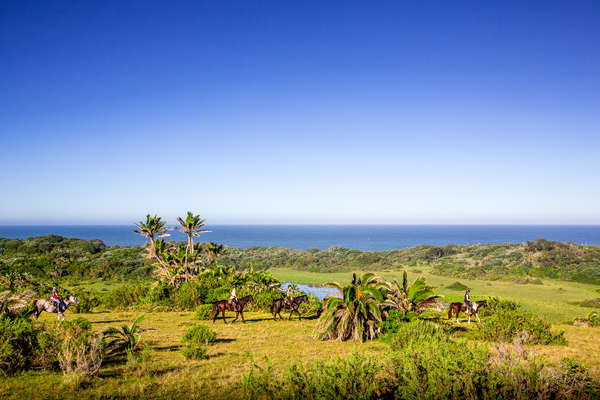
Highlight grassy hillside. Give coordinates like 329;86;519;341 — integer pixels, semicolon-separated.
2;236;600;285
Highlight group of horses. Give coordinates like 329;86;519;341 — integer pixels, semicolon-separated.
33;293;487;326
209;294;309;323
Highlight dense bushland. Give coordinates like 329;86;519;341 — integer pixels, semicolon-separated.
239;328;598;400
2;236;600;285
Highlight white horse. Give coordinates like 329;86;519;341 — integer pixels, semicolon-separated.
34;295;79;320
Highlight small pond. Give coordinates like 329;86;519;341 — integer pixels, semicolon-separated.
280;282;341;300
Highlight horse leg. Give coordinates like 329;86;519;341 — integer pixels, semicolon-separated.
241;311;245;323
476;313;481;323
468;314;471;324
222;310;227;324
232;311;239;323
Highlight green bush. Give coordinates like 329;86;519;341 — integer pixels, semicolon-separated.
181;345;209;360
100;284;149;309
484;296;520;315
182;324;216;345
240;352;389;400
445;281;468;291
194;304;213;321
205;287;230;304
171;281;208;310
477;309;567;345
180;325;216;360
70;290;100;313
297;294;322;317
244;288;281;312
0;316;61;374
386;320;452;349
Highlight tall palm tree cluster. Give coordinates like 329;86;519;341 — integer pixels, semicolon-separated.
134;212;223;287
315;271;443;342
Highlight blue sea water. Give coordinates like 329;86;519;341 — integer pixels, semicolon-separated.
1;225;600;251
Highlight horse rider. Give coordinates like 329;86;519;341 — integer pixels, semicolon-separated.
229;284;239;307
464;288;473;312
283;284;295;307
51;282;65;311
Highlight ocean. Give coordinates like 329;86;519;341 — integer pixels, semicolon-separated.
1;225;599;251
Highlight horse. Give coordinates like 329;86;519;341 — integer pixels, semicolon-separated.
448;300;487;324
271;294;308;321
210;295;254;324
34;295;79;321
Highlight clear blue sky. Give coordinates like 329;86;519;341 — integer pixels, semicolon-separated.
1;1;599;224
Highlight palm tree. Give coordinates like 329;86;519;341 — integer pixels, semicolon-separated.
314;272;384;342
175;212;211;257
103;314;146;356
204;242;224;265
133;214;170;258
380;270;443;316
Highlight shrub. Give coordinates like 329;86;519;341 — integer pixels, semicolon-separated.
180;325;216;360
240;352;389;400
57;322;103;385
445;281;468;291
100;284;148;309
171;281;208;310
182;324;216;345
576;298;600;308
70;290;100;313
297;294;322;317
386;320;452;349
194;304;213;321
0;316;41;374
244;288;281;312
477;309;567;345
484;296;520;315
205;287;230;304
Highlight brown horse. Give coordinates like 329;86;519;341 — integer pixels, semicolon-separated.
270;294;308;321
210;295;254;324
448;300;487;324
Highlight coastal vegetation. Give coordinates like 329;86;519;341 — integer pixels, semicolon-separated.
1;221;600;399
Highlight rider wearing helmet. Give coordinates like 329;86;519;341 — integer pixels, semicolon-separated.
229;284;239;306
51;283;64;311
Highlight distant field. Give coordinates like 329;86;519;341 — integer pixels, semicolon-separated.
271;267;600;324
1;310;599;400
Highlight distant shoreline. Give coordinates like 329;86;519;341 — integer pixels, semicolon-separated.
2;224;600;250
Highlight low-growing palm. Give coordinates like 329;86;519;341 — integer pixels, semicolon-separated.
103;314;146;355
315;272;383;342
380;270;443;316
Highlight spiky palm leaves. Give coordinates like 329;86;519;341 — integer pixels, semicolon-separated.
133;214;170;260
315;273;384;342
204;242;224;265
103;314;146;356
380;270;443;316
175;212;211;257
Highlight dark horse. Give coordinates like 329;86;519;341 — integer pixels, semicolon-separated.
448;300;487;324
210;295;254;324
271;294;308;321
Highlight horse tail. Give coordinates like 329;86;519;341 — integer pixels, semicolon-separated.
448;304;453;319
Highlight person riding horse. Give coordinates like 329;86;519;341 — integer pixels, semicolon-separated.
229;284;239;307
283;284;294;307
464;288;473;313
51;283;66;312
